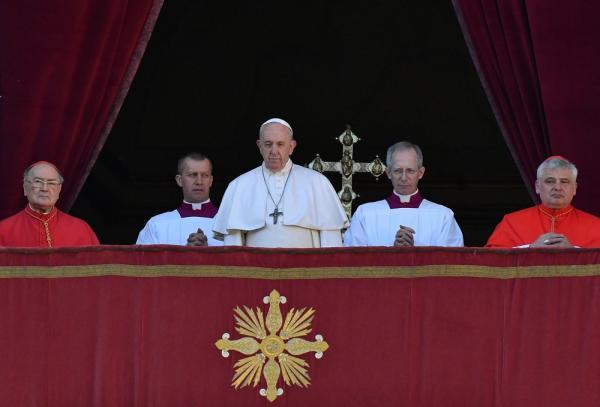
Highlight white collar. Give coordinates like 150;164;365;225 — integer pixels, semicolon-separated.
262;158;293;177
393;189;419;203
184;198;210;210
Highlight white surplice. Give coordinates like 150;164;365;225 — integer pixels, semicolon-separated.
136;202;222;246
343;198;463;247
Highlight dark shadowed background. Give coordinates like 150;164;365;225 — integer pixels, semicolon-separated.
71;0;531;246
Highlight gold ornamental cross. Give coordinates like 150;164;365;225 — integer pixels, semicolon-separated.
215;290;329;402
307;125;386;219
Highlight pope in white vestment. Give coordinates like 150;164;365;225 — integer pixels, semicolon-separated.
213;160;348;247
344;140;464;247
212;118;348;247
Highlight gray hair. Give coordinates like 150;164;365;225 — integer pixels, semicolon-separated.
536;156;577;181
177;152;213;174
23;161;64;183
386;141;424;168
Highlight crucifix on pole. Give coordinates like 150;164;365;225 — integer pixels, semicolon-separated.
307;125;386;219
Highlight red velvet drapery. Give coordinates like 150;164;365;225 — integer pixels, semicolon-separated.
0;0;163;219
2;246;600;406
453;0;600;214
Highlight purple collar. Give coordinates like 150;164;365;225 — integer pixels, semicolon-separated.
385;192;423;209
177;201;218;218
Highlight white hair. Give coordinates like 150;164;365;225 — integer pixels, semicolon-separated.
536;156;577;181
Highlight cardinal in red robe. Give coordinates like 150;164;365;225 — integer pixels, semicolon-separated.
487;156;600;248
0;161;99;247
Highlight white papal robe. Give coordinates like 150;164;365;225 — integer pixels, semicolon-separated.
212;160;349;247
136;201;223;246
343;196;463;247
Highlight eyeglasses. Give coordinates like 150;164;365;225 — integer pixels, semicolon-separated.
27;178;62;190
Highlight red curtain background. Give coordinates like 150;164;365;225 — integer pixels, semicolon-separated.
453;0;600;214
0;0;163;219
1;246;600;406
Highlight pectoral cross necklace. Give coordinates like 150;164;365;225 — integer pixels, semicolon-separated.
262;165;293;224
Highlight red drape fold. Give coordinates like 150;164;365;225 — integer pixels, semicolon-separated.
452;0;551;201
453;0;600;214
0;0;163;219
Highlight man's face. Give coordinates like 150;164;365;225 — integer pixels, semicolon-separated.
386;148;425;195
535;167;577;209
176;158;213;203
23;163;62;212
256;123;297;172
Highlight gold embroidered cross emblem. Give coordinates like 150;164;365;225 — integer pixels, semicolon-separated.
215;290;329;402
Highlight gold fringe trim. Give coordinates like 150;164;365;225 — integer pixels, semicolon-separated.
1;263;600;279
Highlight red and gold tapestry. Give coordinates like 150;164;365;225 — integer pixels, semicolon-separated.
1;246;599;406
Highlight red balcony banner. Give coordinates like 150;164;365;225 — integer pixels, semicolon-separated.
1;246;600;406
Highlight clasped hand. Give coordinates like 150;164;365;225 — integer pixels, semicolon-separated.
394;225;416;247
530;232;573;248
187;228;208;246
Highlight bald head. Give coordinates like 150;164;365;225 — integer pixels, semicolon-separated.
23;161;64;213
23;161;64;183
